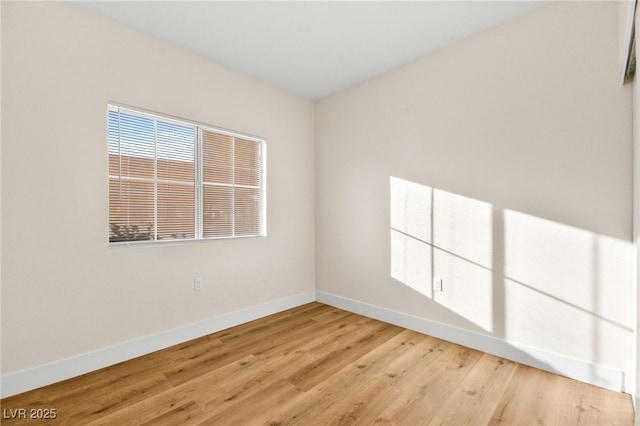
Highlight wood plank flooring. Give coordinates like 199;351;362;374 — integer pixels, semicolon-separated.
1;302;634;425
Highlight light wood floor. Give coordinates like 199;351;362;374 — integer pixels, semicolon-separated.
1;302;634;425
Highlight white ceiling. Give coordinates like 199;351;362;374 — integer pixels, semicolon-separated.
73;1;545;100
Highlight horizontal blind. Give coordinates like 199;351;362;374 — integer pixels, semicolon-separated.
202;130;233;238
234;138;262;237
201;130;263;238
155;120;196;240
108;103;264;244
108;106;196;242
108;108;156;242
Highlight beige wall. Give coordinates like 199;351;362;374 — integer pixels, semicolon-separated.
1;2;315;373
2;0;637;397
316;1;634;385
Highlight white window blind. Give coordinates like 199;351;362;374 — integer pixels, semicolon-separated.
108;104;265;244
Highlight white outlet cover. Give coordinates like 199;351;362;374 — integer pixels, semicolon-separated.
194;278;203;291
433;277;443;292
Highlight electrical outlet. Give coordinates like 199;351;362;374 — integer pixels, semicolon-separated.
433;277;443;292
194;277;203;291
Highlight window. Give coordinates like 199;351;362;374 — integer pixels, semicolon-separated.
108;104;265;244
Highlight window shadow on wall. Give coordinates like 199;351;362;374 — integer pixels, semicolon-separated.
389;176;633;386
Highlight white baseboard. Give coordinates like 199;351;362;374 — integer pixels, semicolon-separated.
316;290;626;393
0;291;315;399
1;289;627;398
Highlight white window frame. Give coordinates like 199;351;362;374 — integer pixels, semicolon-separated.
108;103;266;246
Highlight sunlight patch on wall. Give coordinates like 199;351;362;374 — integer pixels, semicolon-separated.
390;177;433;295
389;177;633;370
503;209;633;366
390;177;493;331
390;229;432;296
432;188;493;269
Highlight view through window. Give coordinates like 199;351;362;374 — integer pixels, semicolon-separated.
108;104;265;244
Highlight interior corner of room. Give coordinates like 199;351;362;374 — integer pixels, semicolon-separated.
1;1;640;423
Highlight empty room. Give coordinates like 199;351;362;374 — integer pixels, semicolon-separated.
1;0;639;424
